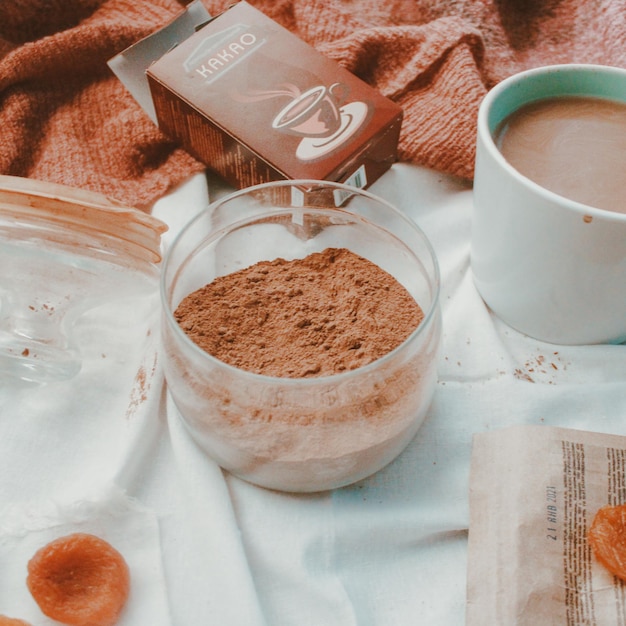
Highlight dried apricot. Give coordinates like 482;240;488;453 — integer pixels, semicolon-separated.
0;617;31;626
26;533;130;626
589;504;626;581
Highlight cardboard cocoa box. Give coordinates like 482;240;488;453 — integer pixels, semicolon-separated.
145;1;403;191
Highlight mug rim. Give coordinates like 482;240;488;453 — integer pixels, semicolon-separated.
477;63;626;222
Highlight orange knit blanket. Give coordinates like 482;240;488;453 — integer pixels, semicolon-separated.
1;0;624;208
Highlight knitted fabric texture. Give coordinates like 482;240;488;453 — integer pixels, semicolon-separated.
0;0;203;209
1;0;625;208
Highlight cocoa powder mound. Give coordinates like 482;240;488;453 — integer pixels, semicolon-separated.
174;247;424;378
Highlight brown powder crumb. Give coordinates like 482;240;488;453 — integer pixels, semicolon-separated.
514;351;569;384
174;247;424;378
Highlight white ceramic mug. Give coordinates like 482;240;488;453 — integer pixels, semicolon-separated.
470;64;626;345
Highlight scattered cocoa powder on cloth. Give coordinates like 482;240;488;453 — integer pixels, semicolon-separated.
2;0;624;208
174;247;424;377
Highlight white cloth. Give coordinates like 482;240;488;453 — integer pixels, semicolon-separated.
2;163;625;625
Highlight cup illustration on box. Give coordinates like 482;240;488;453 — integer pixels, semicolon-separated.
271;82;369;160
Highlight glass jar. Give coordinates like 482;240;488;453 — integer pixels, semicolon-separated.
161;180;441;492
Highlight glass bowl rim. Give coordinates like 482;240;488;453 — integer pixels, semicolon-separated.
160;179;441;386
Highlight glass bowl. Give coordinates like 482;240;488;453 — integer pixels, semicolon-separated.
0;175;167;385
161;180;441;492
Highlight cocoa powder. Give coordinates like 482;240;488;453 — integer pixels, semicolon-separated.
174;247;424;377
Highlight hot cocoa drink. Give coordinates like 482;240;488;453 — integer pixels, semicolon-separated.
495;96;626;214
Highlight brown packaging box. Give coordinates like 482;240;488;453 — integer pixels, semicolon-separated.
146;1;403;191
